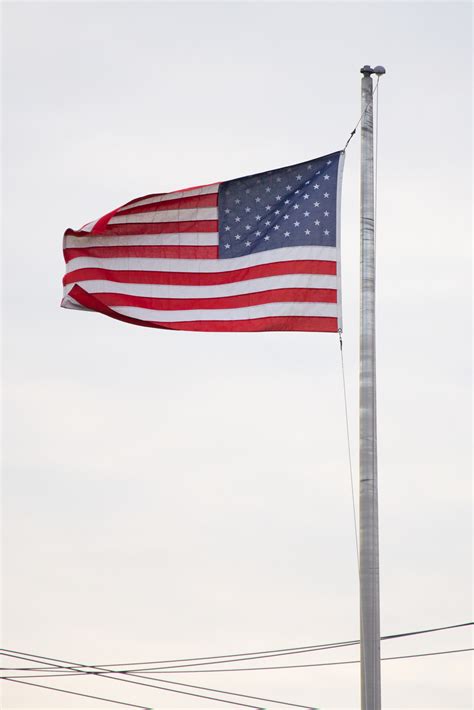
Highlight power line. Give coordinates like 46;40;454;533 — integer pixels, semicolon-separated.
4;667;313;709
2;644;471;710
4;667;265;710
3;678;150;710
1;621;470;673
1;640;356;672
0;641;356;674
131;647;472;674
0;649;311;710
3;647;473;679
2;645;472;679
2;647;472;686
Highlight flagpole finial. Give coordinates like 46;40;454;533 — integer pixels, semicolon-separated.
360;65;386;76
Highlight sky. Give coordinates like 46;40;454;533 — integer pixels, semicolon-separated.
1;1;472;709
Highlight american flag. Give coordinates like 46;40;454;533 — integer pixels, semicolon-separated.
62;151;344;332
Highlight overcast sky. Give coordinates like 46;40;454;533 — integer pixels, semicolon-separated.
2;2;472;709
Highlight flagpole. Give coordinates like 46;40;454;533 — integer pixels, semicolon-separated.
359;64;385;710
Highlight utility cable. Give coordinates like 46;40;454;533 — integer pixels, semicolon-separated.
2;647;472;679
143;646;472;674
153;646;471;674
0;649;311;710
1;621;471;673
0;642;358;674
3;678;150;710
3;666;265;710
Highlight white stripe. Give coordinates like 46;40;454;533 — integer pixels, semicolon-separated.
61;295;90;311
64;274;337;299
117;184;220;211
109;207;217;225
65;245;338;273
65;233;219;248
78;219;99;233
112;301;338;322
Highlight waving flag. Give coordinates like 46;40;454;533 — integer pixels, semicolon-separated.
62;151;344;332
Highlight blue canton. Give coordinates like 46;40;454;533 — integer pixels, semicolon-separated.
218;152;341;259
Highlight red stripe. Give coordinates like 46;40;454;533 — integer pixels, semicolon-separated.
95;288;337;311
115;192;165;209
116;182;218;210
103;220;218;236
92;208;121;234
117;193;218;216
63;260;337;286
64;245;218;262
68;286;338;333
162;317;338;332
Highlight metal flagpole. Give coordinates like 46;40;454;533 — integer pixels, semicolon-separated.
359;63;385;710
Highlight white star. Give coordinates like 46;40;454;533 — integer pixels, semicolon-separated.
273;225;280;231
286;185;292;191
245;225;251;230
294;220;300;227
324;192;329;198
296;174;302;180
225;226;231;231
304;180;310;185
235;234;241;239
265;220;271;226
255;215;261;221
245;240;251;246
324;229;330;235
224;208;230;214
324;211;329;217
293;203;299;210
314;220;320;226
235;198;241;204
284;199;290;205
303;194;309;199
314;201;320;207
265;186;271;192
305;229;310;235
265;205;271;211
304;211;310;217
276;195;281;200
316;170;321;175
264;235;270;241
256;178;261;184
283;214;289;220
245;206;251;213
324;174;330;180
225;243;230;249
284;231;290;237
275;209;280;215
245;188;251;194
295;190;300;194
314;184;320;190
235;216;241;222
307;164;313;170
255;197;261;202
276;176;282;182
256;230;261;236
327;159;332;165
